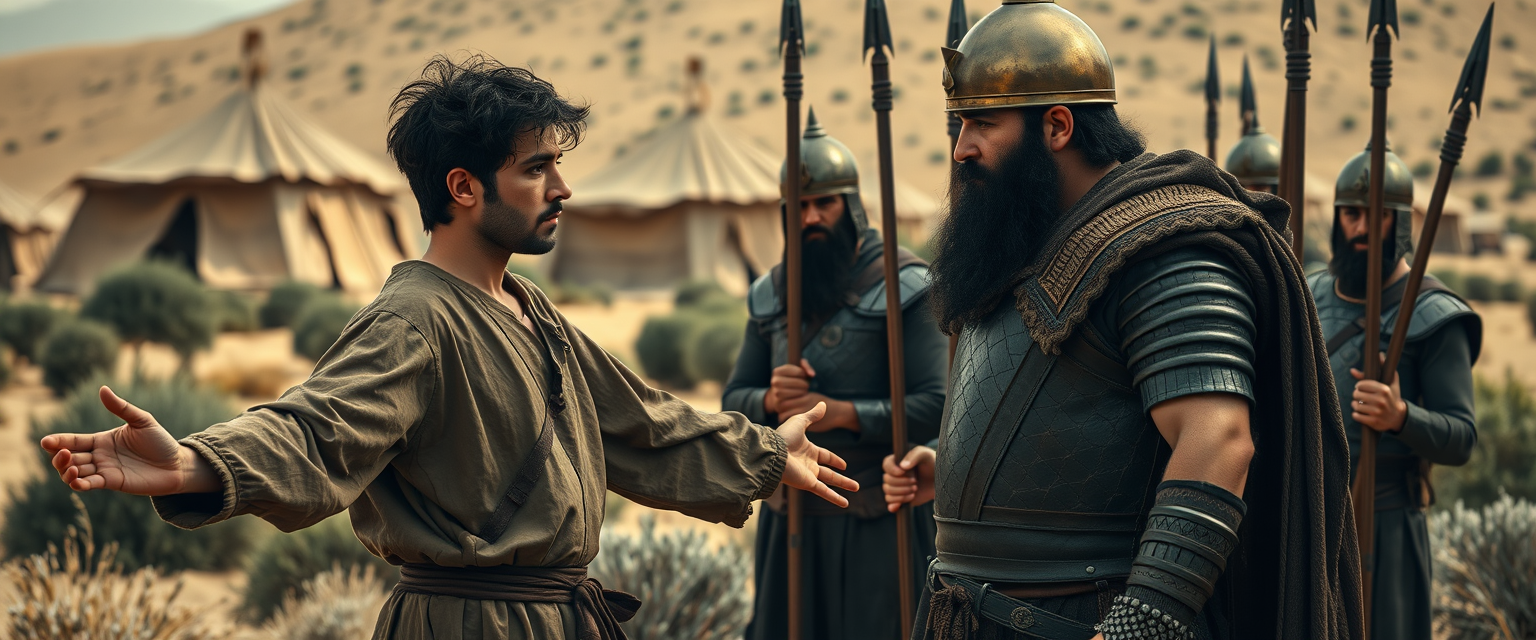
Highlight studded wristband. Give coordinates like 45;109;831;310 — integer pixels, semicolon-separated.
1107;480;1246;638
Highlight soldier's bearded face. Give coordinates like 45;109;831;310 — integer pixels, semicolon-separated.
799;197;859;321
1329;206;1399;298
929;110;1065;333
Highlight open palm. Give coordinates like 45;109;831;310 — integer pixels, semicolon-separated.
775;402;859;507
40;386;189;496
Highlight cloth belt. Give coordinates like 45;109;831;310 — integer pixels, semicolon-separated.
928;568;1099;640
396;563;640;640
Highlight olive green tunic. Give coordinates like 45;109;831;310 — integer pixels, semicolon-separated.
151;261;788;639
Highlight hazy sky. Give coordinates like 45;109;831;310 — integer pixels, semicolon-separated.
0;0;294;57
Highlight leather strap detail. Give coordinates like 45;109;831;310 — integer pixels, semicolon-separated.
957;342;1056;521
479;410;556;542
934;572;1100;640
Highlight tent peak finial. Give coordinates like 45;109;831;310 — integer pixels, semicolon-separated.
242;27;267;89
684;56;710;115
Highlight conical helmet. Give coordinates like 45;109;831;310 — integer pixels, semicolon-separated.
941;0;1116;112
780;107;868;233
1334;139;1416;259
1224;127;1282;188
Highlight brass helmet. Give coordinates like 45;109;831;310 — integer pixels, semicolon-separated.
941;0;1116;112
1334;138;1416;259
780;107;868;233
1224;127;1282;188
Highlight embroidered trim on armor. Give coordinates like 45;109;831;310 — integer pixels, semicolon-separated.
1012;184;1263;354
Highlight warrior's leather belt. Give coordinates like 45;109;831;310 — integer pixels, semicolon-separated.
934;512;1138;584
935;572;1099;640
395;563;639;640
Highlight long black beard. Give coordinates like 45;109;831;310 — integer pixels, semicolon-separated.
1329;222;1398;299
929;128;1064;334
799;209;860;322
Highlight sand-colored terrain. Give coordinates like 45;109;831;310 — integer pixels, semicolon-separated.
0;0;1531;221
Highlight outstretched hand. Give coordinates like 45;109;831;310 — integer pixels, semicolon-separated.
38;386;216;496
774;402;859;507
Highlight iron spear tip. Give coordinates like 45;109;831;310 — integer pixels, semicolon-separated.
863;0;895;59
1367;0;1400;40
1240;53;1258;126
779;0;805;57
1205;36;1221;103
1280;0;1317;32
946;0;969;48
1449;3;1495;116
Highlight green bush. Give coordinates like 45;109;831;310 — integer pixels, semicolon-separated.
2;376;257;572
1431;269;1463;294
240;514;397;623
635;314;699;388
82;261;215;366
591;516;750;640
38;318;119;396
1475;151;1504;177
292;295;360;362
684;315;746;384
260;281;325;329
0;299;61;362
1435;371;1536;509
552;283;614;307
1499;279;1525;302
673;280;728;308
1431;493;1536;637
212;289;259;332
1462;274;1497;301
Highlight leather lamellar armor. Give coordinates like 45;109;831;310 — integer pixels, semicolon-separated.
932;246;1257;584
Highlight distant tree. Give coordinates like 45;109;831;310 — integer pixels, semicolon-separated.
82;261;214;373
37;319;119;396
292;295;361;362
260;280;325;329
1475;151;1504;177
0;299;62;363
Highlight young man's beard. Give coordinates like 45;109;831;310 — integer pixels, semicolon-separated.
798;207;860;322
928;123;1065;334
480;193;561;255
1328;219;1399;299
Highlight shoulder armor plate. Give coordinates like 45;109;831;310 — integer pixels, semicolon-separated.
1384;287;1482;359
748;272;782;320
851;264;931;317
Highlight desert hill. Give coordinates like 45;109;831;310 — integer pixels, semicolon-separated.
0;0;1532;219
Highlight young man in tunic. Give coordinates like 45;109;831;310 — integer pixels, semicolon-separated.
39;55;857;640
881;3;1362;639
1308;141;1479;640
723;111;947;640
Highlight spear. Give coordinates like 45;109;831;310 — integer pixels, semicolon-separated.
1352;0;1399;630
1279;0;1316;260
1239;54;1258;136
865;1;916;636
779;1;807;637
1205;36;1221;161
944;0;967;369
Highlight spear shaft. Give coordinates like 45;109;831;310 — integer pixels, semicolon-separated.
780;2;806;636
866;2;915;633
945;0;966;370
1206;36;1220;161
1354;11;1397;634
1279;0;1314;260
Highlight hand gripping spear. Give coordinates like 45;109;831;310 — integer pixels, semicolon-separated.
779;1;808;637
944;0;967;369
1352;0;1399;630
1205;36;1221;161
864;1;917;637
1279;0;1315;260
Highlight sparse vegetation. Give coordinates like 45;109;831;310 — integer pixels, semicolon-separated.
590;516;751;640
1499;279;1525;302
38;318;119;396
1121;15;1140;30
1138;55;1158;80
1510;153;1535;201
1413;160;1435;178
211;289;259;332
1437;371;1536;508
1431;494;1536;638
260;280;325;329
291;295;360;362
1473;193;1492;211
1181;23;1207;40
0;299;62;363
241;515;397;624
1475;151;1504;177
1341;115;1357;132
635;282;745;388
1462;274;1497;302
83;261;216;371
257;565;388;640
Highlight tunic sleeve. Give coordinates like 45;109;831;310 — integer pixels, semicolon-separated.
720;320;774;425
1396;320;1477;466
152;311;435;532
558;311;787;528
851;297;949;446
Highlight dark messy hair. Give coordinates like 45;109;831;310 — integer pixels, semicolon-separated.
1017;103;1146;168
387;54;589;231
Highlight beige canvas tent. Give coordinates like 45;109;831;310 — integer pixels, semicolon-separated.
550;105;784;295
37;31;414;297
0;180;67;291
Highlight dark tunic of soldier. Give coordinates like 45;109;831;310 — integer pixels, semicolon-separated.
724;112;948;640
1311;141;1480;640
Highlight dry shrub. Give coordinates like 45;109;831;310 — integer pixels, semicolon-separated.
257;564;387;640
1;496;227;640
1432;493;1536;639
590;516;751;640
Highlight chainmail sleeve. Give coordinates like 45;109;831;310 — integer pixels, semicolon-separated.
1115;247;1256;411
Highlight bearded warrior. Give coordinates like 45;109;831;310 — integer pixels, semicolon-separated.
1309;141;1480;640
724;110;947;640
881;2;1363;639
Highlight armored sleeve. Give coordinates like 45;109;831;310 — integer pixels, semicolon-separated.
1397;318;1477;466
1114;247;1256;411
720;319;774;425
